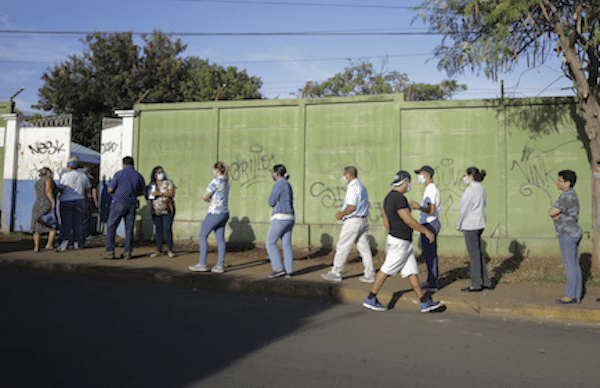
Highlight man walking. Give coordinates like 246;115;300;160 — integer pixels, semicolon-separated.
103;156;146;260
363;170;443;313
321;166;375;283
409;165;441;291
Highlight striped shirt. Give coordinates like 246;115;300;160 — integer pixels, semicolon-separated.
341;178;369;220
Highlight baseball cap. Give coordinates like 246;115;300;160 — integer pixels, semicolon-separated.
67;160;78;168
414;165;434;177
391;170;411;186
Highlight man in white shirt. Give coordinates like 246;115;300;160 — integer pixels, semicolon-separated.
321;166;375;283
410;165;441;291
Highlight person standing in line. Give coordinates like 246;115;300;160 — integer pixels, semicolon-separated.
57;159;91;251
456;166;492;292
549;170;584;304
265;164;295;278
189;162;230;273
31;167;58;251
82;166;98;240
102;156;146;260
148;166;176;258
321;166;375;283
362;170;443;313
409;165;442;291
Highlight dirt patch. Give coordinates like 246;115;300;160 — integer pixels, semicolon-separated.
2;233;599;286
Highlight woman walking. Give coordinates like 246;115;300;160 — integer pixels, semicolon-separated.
148;166;176;258
189;162;230;273
549;170;583;304
266;164;295;278
456;166;492;292
31;167;58;251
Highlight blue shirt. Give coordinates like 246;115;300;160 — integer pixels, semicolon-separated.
269;178;294;216
108;166;146;204
341;178;369;220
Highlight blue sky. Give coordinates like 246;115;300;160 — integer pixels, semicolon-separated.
1;0;573;115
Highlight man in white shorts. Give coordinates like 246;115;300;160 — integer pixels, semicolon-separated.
362;170;444;313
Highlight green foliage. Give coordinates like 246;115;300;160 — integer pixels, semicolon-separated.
34;31;262;150
180;58;262;101
301;59;466;100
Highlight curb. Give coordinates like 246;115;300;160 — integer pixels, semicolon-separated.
2;258;600;327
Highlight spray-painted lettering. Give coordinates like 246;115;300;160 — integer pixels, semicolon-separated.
28;140;65;155
229;145;275;188
101;141;118;154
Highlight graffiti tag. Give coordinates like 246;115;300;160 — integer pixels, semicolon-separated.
229;145;276;188
101;141;118;154
309;181;383;223
28;140;65;155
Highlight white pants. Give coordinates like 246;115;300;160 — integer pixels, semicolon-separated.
331;217;374;277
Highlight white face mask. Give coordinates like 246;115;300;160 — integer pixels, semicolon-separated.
462;175;471;185
405;183;411;193
594;172;600;180
343;176;349;184
213;170;218;178
157;172;165;181
418;174;426;184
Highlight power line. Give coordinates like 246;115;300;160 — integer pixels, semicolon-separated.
0;53;432;65
176;0;413;9
0;29;442;37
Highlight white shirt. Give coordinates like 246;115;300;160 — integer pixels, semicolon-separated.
420;182;441;224
59;169;91;202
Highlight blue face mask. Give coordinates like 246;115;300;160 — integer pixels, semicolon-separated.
342;176;349;184
272;174;277;182
157;172;165;181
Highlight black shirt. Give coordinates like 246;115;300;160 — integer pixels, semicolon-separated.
383;190;412;241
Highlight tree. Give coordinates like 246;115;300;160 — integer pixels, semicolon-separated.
34;31;262;150
300;59;467;100
180;58;262;102
414;0;600;265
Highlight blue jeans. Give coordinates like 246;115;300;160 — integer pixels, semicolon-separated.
558;234;582;299
199;212;229;267
59;199;86;250
266;218;295;274
421;220;440;287
153;212;174;252
105;202;137;254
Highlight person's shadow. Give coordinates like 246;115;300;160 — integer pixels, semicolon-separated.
580;253;592;299
293;234;333;275
227;216;255;252
490;240;527;288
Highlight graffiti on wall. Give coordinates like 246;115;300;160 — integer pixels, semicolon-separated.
101;141;119;154
229;145;275;188
509;140;579;204
27;140;66;155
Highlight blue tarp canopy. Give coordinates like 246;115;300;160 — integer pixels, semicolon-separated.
71;142;100;165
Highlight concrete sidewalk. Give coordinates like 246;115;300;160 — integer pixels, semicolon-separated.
1;235;599;327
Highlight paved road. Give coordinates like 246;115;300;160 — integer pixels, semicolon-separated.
1;268;599;388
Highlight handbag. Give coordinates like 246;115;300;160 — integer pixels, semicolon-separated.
41;212;57;228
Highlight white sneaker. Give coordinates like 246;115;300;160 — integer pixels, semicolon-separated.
211;265;224;274
189;264;208;272
359;275;375;283
321;271;342;282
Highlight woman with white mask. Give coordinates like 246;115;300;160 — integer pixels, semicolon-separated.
189;162;230;273
456;166;492;292
148;166;176;258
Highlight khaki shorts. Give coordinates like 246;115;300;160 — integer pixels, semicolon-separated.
380;235;419;278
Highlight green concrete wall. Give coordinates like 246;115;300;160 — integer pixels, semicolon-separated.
133;95;592;258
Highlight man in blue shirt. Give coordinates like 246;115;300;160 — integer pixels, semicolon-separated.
103;156;146;260
321;166;375;283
